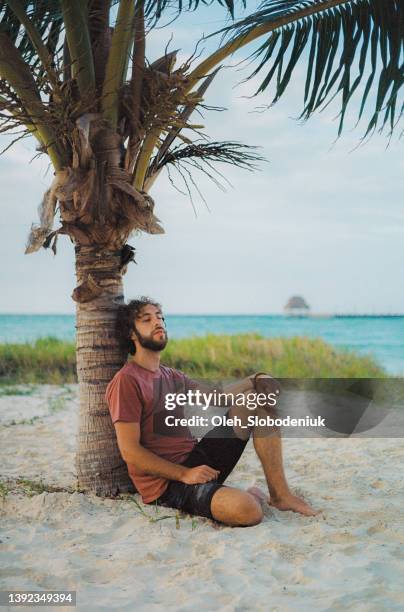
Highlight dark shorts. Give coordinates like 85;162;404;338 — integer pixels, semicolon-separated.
149;413;250;520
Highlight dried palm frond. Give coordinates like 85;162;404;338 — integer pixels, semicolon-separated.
25;113;164;253
25;173;60;254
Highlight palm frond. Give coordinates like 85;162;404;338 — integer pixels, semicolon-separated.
101;0;135;127
202;0;404;137
160;139;266;208
0;0;244;54
148;66;222;177
88;0;112;91
0;28;65;167
0;1;64;67
158;139;266;176
61;0;96;96
143;0;246;20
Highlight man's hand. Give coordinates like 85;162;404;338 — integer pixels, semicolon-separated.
181;465;220;485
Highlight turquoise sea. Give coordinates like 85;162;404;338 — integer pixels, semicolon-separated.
0;314;403;375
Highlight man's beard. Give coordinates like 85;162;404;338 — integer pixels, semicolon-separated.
133;327;168;352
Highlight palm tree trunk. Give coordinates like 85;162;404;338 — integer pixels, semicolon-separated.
74;244;135;496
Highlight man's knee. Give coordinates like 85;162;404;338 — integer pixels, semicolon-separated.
228;403;278;440
211;488;263;527
238;493;264;526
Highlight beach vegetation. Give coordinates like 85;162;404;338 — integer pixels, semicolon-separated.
0;337;75;384
0;385;37;396
0;477;76;497
0;480;11;499
0;334;386;385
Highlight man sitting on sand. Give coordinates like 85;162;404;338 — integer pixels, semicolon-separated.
106;297;317;526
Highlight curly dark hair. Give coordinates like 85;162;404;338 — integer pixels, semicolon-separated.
116;296;163;355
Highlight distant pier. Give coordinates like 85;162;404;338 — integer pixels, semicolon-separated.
284;313;404;319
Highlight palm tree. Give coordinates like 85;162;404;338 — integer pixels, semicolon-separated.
0;0;402;495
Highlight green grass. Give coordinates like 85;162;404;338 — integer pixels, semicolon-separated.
0;481;10;499
0;385;37;396
0;333;386;385
3;415;42;428
162;333;386;379
0;337;76;384
0;477;76;498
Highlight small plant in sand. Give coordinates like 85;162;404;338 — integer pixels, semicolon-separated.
0;477;75;497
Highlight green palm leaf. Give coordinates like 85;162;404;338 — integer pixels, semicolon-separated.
208;0;404;136
0;1;64;66
0;0;244;95
0;0;244;59
142;0;246;19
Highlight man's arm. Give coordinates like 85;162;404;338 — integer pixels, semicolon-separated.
222;373;281;396
184;376;254;407
222;376;255;396
114;421;219;485
186;374;278;406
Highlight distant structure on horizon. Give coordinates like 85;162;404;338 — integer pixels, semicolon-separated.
284;295;310;317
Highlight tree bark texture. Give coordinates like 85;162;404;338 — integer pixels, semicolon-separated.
74;245;135;496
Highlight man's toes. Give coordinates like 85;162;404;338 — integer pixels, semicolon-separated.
304;505;319;517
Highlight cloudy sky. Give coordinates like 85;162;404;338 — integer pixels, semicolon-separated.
0;4;402;315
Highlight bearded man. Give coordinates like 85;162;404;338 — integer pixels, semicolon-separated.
106;297;317;526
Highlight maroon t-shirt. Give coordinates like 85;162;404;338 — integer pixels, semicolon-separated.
105;361;197;503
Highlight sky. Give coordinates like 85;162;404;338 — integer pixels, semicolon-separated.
0;4;403;315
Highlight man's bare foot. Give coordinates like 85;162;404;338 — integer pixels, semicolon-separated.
269;493;318;516
246;486;270;504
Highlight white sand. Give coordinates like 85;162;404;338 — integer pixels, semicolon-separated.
1;385;403;611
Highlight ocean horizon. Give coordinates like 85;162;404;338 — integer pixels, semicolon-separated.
1;313;403;375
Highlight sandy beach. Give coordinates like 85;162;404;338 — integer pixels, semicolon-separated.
1;385;403;611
